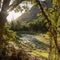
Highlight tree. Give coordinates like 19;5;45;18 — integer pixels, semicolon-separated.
0;0;60;59
35;0;60;60
0;0;25;56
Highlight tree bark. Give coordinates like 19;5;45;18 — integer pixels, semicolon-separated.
0;0;10;57
0;12;7;56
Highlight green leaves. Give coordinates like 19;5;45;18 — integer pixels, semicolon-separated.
14;6;22;12
3;23;19;44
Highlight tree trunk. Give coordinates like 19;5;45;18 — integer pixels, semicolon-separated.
0;12;7;57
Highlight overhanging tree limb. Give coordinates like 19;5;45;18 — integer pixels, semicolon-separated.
36;0;51;26
9;0;24;11
36;0;60;53
1;0;10;12
8;0;31;11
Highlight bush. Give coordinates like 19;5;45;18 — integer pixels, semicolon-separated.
2;23;19;57
3;23;19;44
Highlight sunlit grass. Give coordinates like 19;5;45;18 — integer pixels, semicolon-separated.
30;49;49;58
16;33;50;58
18;43;49;58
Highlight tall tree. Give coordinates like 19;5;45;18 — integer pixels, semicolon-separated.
35;0;60;60
0;0;25;56
0;0;10;56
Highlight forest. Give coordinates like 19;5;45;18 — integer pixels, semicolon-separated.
0;0;60;60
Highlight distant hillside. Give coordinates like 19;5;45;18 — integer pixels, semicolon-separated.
15;5;40;23
14;1;52;24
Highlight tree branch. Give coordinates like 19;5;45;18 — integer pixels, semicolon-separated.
0;0;1;8
36;0;60;53
1;0;10;12
36;0;51;24
8;0;24;11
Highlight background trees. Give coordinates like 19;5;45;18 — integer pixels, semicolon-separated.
0;0;60;60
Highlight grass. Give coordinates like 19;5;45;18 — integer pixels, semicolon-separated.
16;32;50;59
18;43;49;58
15;32;60;60
30;49;49;58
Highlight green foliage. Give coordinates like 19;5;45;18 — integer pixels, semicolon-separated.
14;6;22;12
10;15;48;32
3;23;19;45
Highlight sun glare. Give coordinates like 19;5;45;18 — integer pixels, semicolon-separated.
7;1;33;22
7;10;25;22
